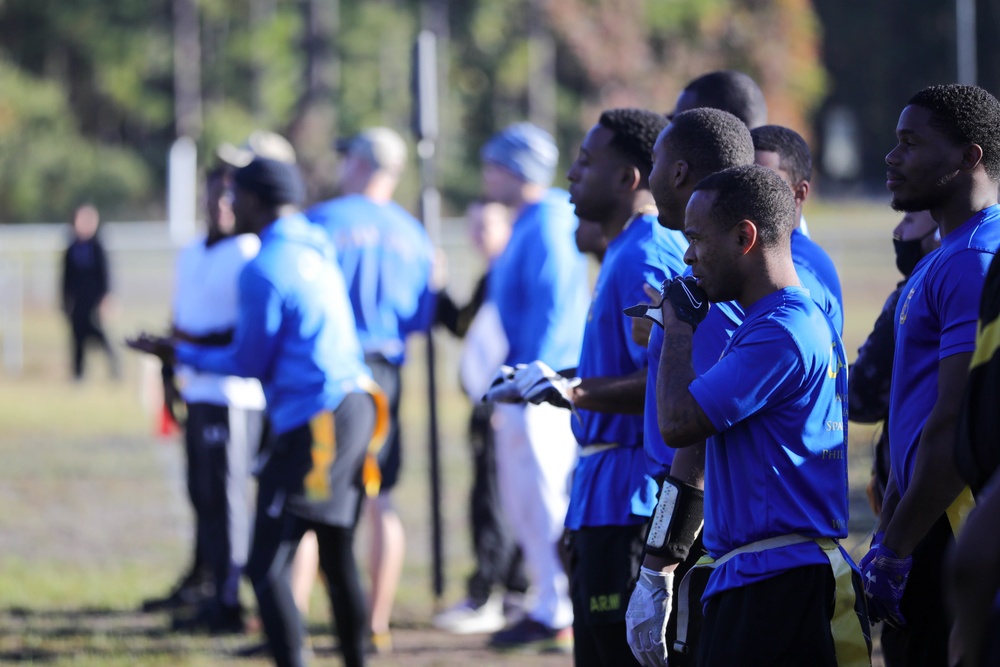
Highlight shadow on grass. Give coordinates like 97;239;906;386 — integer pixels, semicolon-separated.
0;606;268;664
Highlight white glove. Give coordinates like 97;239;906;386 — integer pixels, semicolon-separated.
481;364;526;403
626;566;674;667
512;360;580;410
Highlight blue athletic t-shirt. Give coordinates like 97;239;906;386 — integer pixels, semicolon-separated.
305;194;436;365
791;229;844;334
488;189;590;371
689;287;850;601
890;205;1000;495
566;214;686;529
643;278;744;479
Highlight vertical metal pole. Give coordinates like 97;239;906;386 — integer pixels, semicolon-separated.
413;28;445;600
527;0;556;134
956;0;977;85
172;0;202;139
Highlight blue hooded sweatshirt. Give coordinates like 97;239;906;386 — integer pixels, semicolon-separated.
176;213;370;435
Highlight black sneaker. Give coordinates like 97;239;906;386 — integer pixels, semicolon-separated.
488;617;573;653
172;600;245;635
141;568;214;612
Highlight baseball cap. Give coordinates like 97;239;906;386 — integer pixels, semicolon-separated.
217;130;297;168
335;127;407;173
480;122;559;186
232;158;305;207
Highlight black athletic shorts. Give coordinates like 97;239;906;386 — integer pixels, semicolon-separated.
256;391;375;527
568;523;646;626
697;563;870;667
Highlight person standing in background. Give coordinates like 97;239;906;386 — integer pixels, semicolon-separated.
433;199;531;635
62;203;119;380
162;164;266;635
479;122;590;653
306;127;437;652
849;210;938;516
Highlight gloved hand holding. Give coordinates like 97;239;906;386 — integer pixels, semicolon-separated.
861;542;912;628
481;364;525;404
859;530;884;571
513;360;580;410
663;276;709;330
626;567;674;667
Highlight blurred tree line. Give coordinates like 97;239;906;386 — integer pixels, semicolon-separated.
0;0;829;222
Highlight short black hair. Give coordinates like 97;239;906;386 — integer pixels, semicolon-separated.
693;164;796;248
908;84;1000;181
680;71;768;129
598;108;670;178
665;108;755;180
751;125;812;184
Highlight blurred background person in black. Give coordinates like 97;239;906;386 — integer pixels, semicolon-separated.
61;203;119;381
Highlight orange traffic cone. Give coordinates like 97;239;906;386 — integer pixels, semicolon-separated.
157;403;180;439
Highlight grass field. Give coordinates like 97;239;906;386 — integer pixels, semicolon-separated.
0;198;901;665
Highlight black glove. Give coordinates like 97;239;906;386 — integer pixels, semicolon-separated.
664;277;709;329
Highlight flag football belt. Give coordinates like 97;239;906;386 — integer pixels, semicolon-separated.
579;443;618;457
303;376;390;502
674;533;870;667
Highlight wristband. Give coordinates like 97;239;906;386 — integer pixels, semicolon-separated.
645;475;705;561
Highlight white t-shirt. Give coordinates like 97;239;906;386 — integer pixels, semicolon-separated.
173;234;265;409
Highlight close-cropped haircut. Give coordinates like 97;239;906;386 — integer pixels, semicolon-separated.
750;125;812;184
680;70;768;129
665;108;755;180
693;164;796;248
598;108;670;178
908;84;1000;181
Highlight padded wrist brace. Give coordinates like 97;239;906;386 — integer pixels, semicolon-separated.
645;475;705;561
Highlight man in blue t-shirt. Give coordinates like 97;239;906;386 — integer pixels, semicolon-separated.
624;108;754;667
479;123;590;653
489;109;686;665
305;127;436;647
655;165;869;666
752;125;844;333
861;84;1000;667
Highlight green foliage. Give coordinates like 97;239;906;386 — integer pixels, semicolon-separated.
0;59;151;222
0;0;831;220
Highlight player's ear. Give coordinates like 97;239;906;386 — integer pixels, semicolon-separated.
735;220;757;255
620;165;642;193
793;180;810;209
673;161;689;189
962;143;985;172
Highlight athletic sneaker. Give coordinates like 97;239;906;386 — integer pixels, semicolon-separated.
172;600;245;635
488;617;573;653
433;593;506;634
140;567;214;612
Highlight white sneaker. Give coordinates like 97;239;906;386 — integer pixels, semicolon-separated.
433;593;506;634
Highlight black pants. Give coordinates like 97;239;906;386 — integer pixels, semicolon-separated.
698;565;841;667
466;403;528;604
881;514;953;667
186;403;263;606
568;524;646;667
69;305;117;379
247;392;374;667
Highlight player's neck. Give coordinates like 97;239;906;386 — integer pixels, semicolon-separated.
933;182;999;237
601;195;656;243
737;252;799;310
